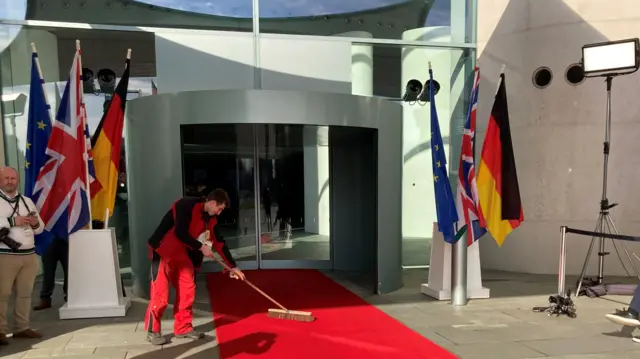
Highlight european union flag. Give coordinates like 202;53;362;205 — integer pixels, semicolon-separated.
429;68;459;243
25;50;55;255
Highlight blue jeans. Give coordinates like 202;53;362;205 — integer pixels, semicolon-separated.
631;284;640;313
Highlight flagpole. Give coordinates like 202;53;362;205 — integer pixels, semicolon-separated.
76;39;93;230
30;43;53;122
451;64;470;307
496;64;507;95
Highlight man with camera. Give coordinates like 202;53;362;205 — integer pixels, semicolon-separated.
0;167;45;345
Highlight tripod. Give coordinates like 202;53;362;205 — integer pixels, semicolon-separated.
576;75;640;296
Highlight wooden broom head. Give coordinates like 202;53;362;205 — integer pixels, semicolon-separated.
267;308;315;322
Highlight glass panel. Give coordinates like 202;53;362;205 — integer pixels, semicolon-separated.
0;0;26;21
181;124;258;265
401;46;475;266
256;38;474;267
19;1;253;32
0;25;157;273
258;0;473;43
256;124;331;262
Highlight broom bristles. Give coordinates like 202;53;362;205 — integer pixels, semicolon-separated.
267;308;315;322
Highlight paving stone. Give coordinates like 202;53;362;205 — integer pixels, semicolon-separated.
94;345;157;359
524;350;640;359
22;346;95;358
520;335;639;356
450;342;547;359
65;332;151;348
6;269;640;359
0;352;28;359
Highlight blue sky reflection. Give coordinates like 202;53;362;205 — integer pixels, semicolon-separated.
135;0;451;25
0;0;452;26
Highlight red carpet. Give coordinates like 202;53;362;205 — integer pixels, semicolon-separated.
207;269;457;359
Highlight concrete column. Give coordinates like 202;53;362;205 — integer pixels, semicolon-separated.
303;126;330;236
400;26;452;243
333;31;373;96
0;28;59;191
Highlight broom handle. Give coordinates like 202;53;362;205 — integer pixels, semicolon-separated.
209;253;289;312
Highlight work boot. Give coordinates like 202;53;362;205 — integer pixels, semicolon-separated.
146;332;168;346
12;329;43;339
175;330;204;340
33;299;52;311
0;333;8;345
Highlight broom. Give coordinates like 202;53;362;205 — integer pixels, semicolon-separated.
205;244;315;322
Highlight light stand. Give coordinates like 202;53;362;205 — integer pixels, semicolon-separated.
575;38;640;294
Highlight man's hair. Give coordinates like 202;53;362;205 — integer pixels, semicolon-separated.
206;188;230;206
0;166;18;177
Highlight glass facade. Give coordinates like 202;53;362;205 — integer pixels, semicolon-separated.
0;0;476;272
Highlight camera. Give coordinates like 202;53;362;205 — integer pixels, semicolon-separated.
0;227;21;252
532;290;577;318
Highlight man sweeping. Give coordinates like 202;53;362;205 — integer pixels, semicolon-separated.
145;189;245;345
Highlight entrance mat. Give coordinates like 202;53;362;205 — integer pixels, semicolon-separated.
206;269;457;359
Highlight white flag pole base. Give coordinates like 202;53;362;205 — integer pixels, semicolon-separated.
421;223;490;301
59;229;130;319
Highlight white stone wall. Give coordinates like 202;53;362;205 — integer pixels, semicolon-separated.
477;0;640;276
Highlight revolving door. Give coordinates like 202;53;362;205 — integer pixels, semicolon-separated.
126;89;402;295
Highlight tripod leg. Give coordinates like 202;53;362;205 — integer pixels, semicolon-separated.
605;214;640;279
603;215;633;277
576;216;603;295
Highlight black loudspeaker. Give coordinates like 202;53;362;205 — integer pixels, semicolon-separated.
418;79;440;102
402;79;423;102
97;68;117;94
82;67;95;94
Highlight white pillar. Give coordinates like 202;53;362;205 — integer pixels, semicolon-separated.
333;31;373;96
0;29;60;191
401;26;452;243
303;126;330;236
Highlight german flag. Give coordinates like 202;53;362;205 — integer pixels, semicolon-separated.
90;58;130;223
477;72;523;246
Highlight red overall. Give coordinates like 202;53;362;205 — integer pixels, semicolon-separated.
144;199;233;335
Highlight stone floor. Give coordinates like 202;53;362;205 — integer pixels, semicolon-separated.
1;269;639;359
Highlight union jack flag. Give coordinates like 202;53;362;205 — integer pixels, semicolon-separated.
33;48;99;238
455;67;487;245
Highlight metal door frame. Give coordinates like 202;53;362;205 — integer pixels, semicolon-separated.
253;124;333;270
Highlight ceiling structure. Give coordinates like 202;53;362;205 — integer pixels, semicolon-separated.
135;0;413;19
24;0;439;40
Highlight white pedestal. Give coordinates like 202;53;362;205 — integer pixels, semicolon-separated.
59;229;130;319
421;223;490;300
